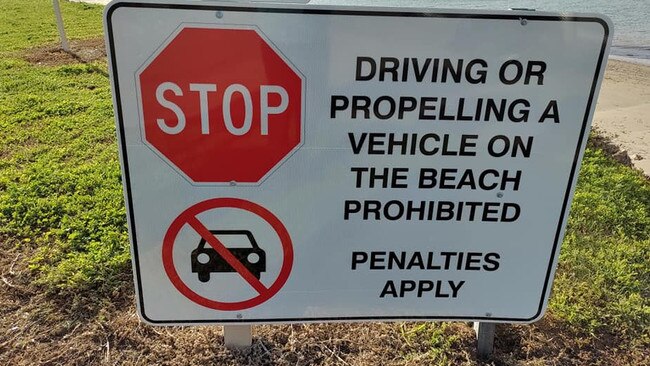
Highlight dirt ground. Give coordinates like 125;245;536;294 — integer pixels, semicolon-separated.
1;240;648;365
3;42;648;365
23;38;106;66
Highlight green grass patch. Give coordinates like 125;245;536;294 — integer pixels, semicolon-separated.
0;0;127;292
550;146;650;341
0;0;103;54
400;323;460;365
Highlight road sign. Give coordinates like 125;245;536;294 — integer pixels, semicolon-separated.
162;198;293;311
138;27;303;184
105;0;612;324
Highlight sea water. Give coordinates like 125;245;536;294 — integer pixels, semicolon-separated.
311;0;650;61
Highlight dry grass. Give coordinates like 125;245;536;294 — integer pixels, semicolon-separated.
1;240;648;366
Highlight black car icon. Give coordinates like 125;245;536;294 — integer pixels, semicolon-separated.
191;230;266;283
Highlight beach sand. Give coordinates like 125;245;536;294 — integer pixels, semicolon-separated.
594;60;650;175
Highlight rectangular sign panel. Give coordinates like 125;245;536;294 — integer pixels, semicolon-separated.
105;0;612;324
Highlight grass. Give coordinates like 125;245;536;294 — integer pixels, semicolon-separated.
400;323;461;365
0;0;103;53
0;0;128;292
0;0;648;362
550;145;650;342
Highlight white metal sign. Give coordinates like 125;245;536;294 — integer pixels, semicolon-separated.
105;0;612;324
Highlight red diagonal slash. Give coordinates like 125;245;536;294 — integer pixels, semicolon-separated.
186;215;267;294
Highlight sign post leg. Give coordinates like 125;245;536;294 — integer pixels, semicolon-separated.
223;325;252;348
52;0;70;52
473;322;495;359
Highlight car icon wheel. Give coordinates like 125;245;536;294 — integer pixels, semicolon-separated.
198;272;210;283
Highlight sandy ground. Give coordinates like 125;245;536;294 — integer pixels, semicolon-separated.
595;60;650;175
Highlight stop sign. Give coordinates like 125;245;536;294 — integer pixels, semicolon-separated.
137;27;304;184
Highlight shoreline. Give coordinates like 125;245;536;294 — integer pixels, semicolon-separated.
77;0;650;64
609;45;650;66
608;55;650;66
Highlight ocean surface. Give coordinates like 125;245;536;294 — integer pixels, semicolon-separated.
311;0;650;61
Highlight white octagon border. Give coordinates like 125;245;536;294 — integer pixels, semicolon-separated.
134;22;307;187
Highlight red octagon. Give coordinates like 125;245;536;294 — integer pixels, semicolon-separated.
138;27;303;184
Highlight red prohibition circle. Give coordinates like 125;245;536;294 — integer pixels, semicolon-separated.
162;198;293;311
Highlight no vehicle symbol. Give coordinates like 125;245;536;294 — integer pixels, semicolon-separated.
162;198;293;311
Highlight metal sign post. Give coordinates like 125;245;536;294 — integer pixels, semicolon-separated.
52;0;70;52
223;325;253;348
473;322;496;358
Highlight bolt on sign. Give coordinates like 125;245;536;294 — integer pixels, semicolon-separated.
105;0;612;324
